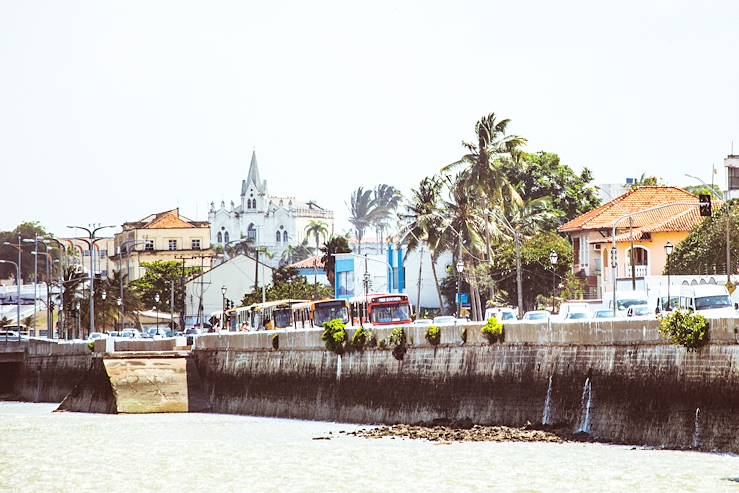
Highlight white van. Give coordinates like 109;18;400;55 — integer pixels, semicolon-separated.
484;307;518;322
678;285;737;318
606;291;649;317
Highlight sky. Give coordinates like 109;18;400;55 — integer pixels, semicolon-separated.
1;0;738;237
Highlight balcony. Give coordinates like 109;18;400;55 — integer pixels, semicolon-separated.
624;265;649;277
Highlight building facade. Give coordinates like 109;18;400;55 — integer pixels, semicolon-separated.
208;151;334;265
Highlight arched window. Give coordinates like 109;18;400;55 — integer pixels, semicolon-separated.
283;231;288;243
247;224;257;242
217;231;222;243
276;231;281;243
224;231;230;243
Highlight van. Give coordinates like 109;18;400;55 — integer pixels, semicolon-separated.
606;291;649;317
678;285;737;318
484;307;518;322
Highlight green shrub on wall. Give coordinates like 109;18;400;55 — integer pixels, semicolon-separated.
659;310;709;351
481;317;504;344
389;327;407;360
322;319;347;354
425;325;441;346
352;325;369;350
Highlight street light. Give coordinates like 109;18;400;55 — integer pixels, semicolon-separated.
101;291;107;331
154;293;160;329
665;241;674;312
455;259;464;318
75;301;81;339
0;259;21;341
221;285;227;331
549;251;558;314
116;298;122;331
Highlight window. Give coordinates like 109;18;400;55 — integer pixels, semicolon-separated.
224;231;230;243
247;224;256;242
217;231;222;243
168;240;177;251
83;250;90;257
283;231;288;243
276;231;281;243
191;239;201;250
337;271;355;297
145;240;154;251
99;249;107;257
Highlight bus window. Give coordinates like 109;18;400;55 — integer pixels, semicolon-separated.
314;302;349;327
370;304;411;324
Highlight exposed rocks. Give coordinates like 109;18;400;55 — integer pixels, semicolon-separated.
347;422;563;443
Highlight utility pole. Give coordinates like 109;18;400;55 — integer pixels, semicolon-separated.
415;245;424;320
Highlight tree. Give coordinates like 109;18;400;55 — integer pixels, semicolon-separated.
683;183;722;198
129;261;200;316
279;239;313;266
347;187;376;254
305;220;329;255
371;184;403;254
631;173;660;188
60;265;86;338
240;265;333;306
0;221;49;282
666;202;739;274
320;235;352;287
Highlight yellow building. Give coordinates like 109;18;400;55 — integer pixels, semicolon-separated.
113;209;215;281
559;186;705;298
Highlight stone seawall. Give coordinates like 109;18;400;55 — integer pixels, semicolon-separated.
13;342;92;403
192;320;739;453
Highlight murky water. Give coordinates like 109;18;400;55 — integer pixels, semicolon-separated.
1;403;738;493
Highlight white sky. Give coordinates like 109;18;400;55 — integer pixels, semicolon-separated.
1;0;738;237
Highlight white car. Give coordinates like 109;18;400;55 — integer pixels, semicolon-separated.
626;304;653;319
522;310;550;322
413;319;433;326
484;307;518;322
87;332;107;341
564;311;590;322
118;329;142;339
432;316;458;325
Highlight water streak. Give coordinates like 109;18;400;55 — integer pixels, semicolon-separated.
336;355;342;380
578;377;593;433
693;407;701;449
542;375;553;425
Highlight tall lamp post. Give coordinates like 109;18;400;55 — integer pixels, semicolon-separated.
116;298;122;331
75;301;81;339
455;259;464;318
363;268;370;324
154;293;160;330
0;260;21;341
549;251;558;314
665;241;674;312
101;290;107;332
220;285;227;331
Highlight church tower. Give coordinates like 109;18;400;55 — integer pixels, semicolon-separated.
240;150;267;213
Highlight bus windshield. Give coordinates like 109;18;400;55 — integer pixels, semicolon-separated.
273;309;293;328
370;304;411;324
617;299;647;310
314;305;349;327
695;295;732;310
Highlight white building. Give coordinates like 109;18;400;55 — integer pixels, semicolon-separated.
208;151;334;265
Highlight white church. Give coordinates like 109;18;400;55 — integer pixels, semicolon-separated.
208;151;334;265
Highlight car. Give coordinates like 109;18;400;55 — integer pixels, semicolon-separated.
118;329;141;339
522;310;550;322
87;332;107;341
626;304;653;319
432;315;458;325
593;310;617;319
413;319;433;326
484;307;518;322
564;311;590;321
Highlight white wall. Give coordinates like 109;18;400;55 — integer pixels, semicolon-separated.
403;249;453;309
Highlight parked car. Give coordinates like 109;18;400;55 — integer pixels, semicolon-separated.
118;329;141;339
676;285;738;318
606;291;649;317
413;319;433;326
593;310;617;319
558;302;591;320
626;304;653;319
432;315;458;325
564;311;590;321
87;332;107;341
522;310;550;322
484;307;518;322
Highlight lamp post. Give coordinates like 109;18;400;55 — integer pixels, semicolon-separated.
101;290;107;332
0;260;21;341
610;246;618;317
220;285;227;331
154;293;160;330
665;241;674;312
75;301;81;339
455;259;464;318
116;298;122;331
549;251;558;314
22;236;44;335
363;265;371;324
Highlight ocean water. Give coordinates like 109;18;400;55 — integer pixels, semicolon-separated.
0;402;738;493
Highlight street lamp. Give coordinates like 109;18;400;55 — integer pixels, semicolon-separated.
154;293;160;329
665;241;674;312
101;291;107;331
116;298;122;331
221;285;227;331
549;251;558;313
0;259;21;341
75;301;81;339
455;259;464;318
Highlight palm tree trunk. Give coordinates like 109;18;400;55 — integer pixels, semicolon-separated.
415;246;424;319
515;228;524;319
430;254;445;314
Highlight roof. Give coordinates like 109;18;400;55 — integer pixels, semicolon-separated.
289;255;324;269
559;186;699;233
589;207;705;244
243;150;266;195
122;208;209;230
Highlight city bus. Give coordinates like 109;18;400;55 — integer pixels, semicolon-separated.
291;299;351;329
228;300;307;330
348;294;413;326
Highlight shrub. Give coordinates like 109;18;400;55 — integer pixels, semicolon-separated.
481;317;504;344
389;327;407;360
87;341;95;352
367;331;378;348
659;310;709;351
352;325;369;350
322;319;347;355
271;334;279;350
378;338;387;350
425;325;441;346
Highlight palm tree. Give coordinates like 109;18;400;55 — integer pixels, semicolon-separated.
404;175;448;312
60;265;86;338
347;187;376;254
305;220;329;256
320;235;352;288
280;239;313;266
372;184;403;254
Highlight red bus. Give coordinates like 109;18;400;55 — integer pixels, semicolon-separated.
349;294;413;326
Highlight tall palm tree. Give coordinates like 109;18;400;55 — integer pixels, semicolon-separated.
347;187;376;254
404;175;448;311
372;184;403;254
305;220;329;256
320;235;352;288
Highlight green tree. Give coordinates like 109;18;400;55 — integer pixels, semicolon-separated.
240;266;333;305
371;184;403;254
347;187;376;254
0;221;49;281
279;239;313;266
305;220;329;255
320;235;352;287
129;261;200;315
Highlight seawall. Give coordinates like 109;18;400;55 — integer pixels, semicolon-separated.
192;320;739;453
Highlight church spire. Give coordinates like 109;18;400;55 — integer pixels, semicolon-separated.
245;149;266;195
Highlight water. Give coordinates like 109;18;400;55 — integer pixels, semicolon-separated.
1;403;739;493
694;408;702;450
542;375;553;426
578;377;593;434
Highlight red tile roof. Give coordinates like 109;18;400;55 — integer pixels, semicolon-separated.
589;206;707;244
559;186;699;233
289;255;324;269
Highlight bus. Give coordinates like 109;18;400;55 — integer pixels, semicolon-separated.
228;300;307;331
291;299;351;329
349;294;413;326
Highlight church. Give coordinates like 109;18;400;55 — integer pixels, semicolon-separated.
208;151;334;265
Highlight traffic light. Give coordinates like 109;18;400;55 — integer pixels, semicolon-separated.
699;194;712;217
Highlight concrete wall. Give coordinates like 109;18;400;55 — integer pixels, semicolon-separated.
192;319;739;453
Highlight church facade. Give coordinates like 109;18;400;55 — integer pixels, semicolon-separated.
208;151;334;264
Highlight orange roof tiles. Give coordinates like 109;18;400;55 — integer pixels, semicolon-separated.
559;186;699;233
289;255;324;269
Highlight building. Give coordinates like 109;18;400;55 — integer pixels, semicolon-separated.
208;151;334;265
559;186;705;298
183;254;273;327
112;209;215;281
289;255;328;286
